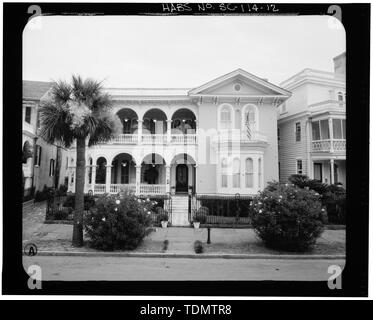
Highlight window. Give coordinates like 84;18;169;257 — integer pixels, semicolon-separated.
337;91;344;101
233;158;240;188
277;128;280;142
312;121;321;140
245;158;254;188
296;160;303;174
333;119;346;139
295;122;301;141
258;158;262;188
312;120;330;140
220;106;232;130
25;107;31;124
320;120;330;140
221;158;228;188
34;145;42;166
49;159;55;177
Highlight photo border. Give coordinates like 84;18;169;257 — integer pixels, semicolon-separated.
2;2;369;297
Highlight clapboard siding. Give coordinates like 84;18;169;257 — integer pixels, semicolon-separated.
278;116;309;183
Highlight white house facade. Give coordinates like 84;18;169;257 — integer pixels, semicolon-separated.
65;69;291;224
23;81;69;195
278;53;346;186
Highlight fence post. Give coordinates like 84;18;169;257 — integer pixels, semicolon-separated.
207;227;211;244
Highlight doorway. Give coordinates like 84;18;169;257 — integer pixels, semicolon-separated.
314;163;322;182
175;164;188;193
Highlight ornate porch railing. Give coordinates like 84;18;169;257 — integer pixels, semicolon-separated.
141;134;167;144
111;134;137;144
94;184;106;194
170;134;197;144
109;184;136;194
312;139;346;152
333;139;346;151
139;184;167;195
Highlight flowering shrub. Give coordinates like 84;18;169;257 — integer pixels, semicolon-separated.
289;174;346;224
250;182;327;252
84;192;153;250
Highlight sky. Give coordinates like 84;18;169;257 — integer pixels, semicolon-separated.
23;15;345;88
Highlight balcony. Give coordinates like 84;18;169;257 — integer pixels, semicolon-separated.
312;139;346;152
108;133;197;145
91;183;166;195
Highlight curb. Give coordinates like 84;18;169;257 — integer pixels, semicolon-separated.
26;251;345;260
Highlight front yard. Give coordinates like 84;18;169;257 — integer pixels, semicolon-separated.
23;217;345;256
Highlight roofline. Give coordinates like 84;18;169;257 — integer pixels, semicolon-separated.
280;68;340;87
188;68;292;96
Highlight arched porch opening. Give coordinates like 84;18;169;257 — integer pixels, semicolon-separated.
116;108;138;134
110;153;136;193
143;109;167;134
95;157;107;184
171;108;196;135
141;153;166;184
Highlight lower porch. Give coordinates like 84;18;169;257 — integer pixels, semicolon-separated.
312;158;346;187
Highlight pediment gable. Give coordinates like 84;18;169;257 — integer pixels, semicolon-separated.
189;69;291;98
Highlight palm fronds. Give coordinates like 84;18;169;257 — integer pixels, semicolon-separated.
38;75;114;146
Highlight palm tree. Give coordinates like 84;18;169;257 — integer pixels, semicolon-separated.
39;75;117;246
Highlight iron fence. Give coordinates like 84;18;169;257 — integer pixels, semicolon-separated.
194;194;253;226
137;194;172;226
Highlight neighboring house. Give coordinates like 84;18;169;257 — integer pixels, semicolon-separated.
66;69;291;225
22;80;69;195
278;53;346;186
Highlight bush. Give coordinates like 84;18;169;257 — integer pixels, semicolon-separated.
288;175;346;224
84;192;152;250
55;184;68;196
323;184;346;224
53;210;69;220
157;212;169;222
194;212;207;223
63;194;96;211
34;185;54;202
250;182;327;252
194;240;204;254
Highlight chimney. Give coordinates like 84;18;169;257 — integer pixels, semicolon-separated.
333;52;346;76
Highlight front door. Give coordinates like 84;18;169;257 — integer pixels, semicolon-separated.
176;164;188;192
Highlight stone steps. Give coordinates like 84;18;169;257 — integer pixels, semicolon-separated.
171;196;189;226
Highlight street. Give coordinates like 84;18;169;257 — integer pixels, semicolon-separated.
23;256;345;281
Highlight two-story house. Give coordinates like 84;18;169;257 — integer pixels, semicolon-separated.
278;53;346;186
65;69;291;225
23;81;69;195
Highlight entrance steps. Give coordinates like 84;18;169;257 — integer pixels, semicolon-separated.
171;195;189;226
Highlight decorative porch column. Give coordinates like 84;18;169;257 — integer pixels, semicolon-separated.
328;118;334;152
330;158;335;184
91;165;97;192
137;120;143;143
165;165;171;193
105;165;112;193
135;165;141;195
166;120;172;143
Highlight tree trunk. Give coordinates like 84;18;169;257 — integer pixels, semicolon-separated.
72;137;86;247
54;146;61;189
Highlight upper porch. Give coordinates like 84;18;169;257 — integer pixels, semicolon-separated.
106;96;199;145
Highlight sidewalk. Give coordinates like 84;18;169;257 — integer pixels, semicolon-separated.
23;222;346;257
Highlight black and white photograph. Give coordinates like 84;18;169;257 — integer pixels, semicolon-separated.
2;2;370;300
